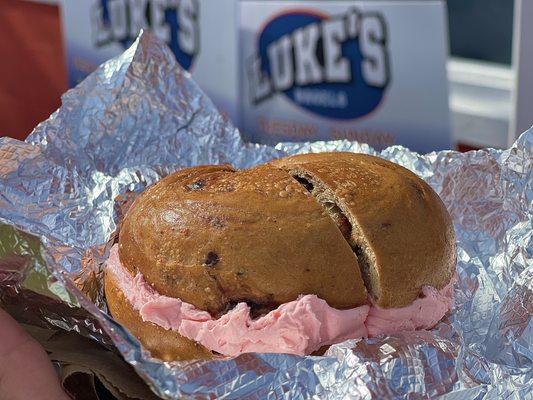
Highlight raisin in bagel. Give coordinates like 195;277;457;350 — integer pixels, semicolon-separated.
104;153;456;360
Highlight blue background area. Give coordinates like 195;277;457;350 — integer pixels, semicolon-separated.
100;0;194;70
258;12;385;120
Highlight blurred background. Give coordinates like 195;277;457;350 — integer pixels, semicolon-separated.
0;0;530;152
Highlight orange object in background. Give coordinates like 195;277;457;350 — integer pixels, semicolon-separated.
0;0;67;140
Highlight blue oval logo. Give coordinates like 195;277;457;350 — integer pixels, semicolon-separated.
94;0;199;71
250;9;390;120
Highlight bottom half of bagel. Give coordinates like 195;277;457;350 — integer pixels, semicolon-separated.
105;268;214;361
104;245;455;361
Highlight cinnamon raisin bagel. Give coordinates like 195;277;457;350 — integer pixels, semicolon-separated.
104;153;456;360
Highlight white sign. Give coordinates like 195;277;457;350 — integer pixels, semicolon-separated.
239;0;451;153
60;0;239;124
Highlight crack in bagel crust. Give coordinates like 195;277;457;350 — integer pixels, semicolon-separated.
283;171;377;299
270;152;457;309
286;174;353;240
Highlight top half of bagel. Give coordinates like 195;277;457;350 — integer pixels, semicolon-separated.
117;152;456;317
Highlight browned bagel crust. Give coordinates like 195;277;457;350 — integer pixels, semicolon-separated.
118;163;367;317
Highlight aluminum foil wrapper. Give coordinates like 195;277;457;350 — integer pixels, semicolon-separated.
0;32;531;399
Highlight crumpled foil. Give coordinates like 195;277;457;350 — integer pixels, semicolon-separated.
0;31;531;399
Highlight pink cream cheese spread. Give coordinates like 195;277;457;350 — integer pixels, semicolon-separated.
107;245;454;356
